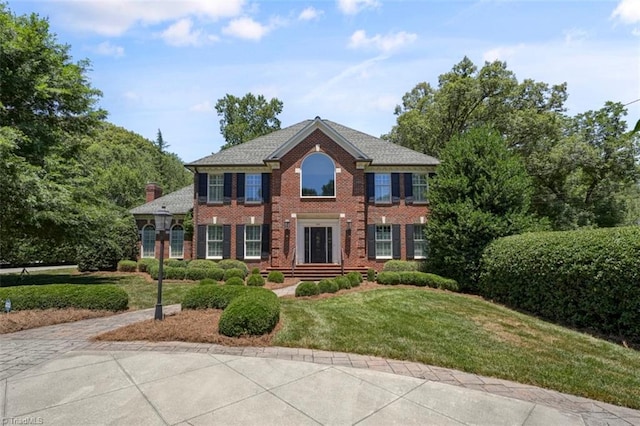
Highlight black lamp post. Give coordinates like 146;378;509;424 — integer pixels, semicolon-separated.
154;206;172;320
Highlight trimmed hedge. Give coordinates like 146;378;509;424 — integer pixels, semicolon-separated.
218;289;280;337
137;258;158;273
382;260;418;272
480;226;640;342
225;277;245;286
346;272;362;287
187;259;218;269
117;260;137;272
367;269;376;282
377;271;400;285
0;284;128;311
218;259;249;275
318;279;339;294
184;267;207;281
267;271;285;283
223;268;246;281
295;282;319;297
199;278;217;286
378;271;459;291
164;266;186;280
182;285;248;309
247;274;266;287
334;276;351;290
165;259;187;268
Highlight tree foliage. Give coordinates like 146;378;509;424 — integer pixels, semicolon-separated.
424;126;546;292
215;93;283;150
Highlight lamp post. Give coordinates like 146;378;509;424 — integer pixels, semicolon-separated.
154;206;172;320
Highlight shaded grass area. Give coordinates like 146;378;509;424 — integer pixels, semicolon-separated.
273;288;640;409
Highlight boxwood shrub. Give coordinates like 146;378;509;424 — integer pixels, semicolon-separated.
218;259;249;275
165;259;187;268
295;282;319;297
163;266;186;280
199;278;217;286
247;274;266;287
318;279;339;294
346;272;362;287
382;260;418;272
117;260;137;272
184;267;207;281
0;285;128;311
480;226;640;342
377;271;400;285
218;289;280;337
267;271;285;283
367;268;376;282
182;284;248;309
334;276;351;290
225;277;245;286
137;258;158;273
223;268;246;281
187;259;218;269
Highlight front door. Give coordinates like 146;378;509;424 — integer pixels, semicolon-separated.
304;227;333;263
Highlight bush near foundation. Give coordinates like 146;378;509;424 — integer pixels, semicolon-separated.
376;272;400;285
117;260;137;272
218;289;280;337
182;285;248;310
218;260;249;276
295;282;319;297
247;274;265;287
334;276;351;290
378;271;459;291
318;279;339;294
137;258;158;273
223;268;246;281
165;259;187;268
267;271;285;283
346;272;362;287
225;277;245;286
382;260;418;272
480;226;640;342
187;260;218;269
0;285;128;311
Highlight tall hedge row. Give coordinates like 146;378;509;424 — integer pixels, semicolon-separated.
0;285;128;311
479;226;640;341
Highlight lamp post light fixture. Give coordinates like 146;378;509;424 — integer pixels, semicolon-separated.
153;206;172;320
346;219;352;232
284;219;290;230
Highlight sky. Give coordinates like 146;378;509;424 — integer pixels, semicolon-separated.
8;0;640;163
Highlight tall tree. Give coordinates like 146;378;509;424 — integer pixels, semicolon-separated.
154;129;169;153
424;126;546;292
215;93;283;150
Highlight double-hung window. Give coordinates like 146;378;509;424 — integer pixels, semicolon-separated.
207;225;223;259
375;174;391;203
245;174;262;203
208;174;224;203
375;225;392;259
141;225;155;258
413;224;427;259
245;225;262;259
170;225;184;258
412;174;429;203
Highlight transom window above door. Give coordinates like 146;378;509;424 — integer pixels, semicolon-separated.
301;153;335;197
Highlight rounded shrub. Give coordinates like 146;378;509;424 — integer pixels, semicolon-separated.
0;284;128;311
137;258;159;273
480;226;640;342
187;259;218;269
199;278;217;286
383;260;418;272
182;284;249;309
163;266;186;280
225;276;245;286
148;265;159;280
251;267;260;275
165;259;187;268
295;282;319;297
318;279;339;294
203;268;225;281
267;270;285;283
117;260;137;273
218;259;249;275
334;276;351;290
218;289;280;337
346;272;362;287
247;274;266;287
367;268;376;282
223;268;246;281
377;272;400;285
185;267;207;281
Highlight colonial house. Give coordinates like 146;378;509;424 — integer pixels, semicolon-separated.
131;117;438;278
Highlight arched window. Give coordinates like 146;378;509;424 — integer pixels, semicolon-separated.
170;224;184;258
301;153;335;197
141;225;156;258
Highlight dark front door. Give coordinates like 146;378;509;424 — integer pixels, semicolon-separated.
304;227;333;263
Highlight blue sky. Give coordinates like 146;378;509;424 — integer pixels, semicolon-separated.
9;0;640;162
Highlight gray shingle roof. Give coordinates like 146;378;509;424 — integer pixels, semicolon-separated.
186;118;439;167
129;185;193;215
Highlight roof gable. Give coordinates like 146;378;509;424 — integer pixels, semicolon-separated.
129;185;193;215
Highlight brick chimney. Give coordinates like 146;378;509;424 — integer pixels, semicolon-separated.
145;183;163;202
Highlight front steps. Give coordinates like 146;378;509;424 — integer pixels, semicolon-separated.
265;264;369;281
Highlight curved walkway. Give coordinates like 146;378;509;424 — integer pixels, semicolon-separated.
1;307;639;425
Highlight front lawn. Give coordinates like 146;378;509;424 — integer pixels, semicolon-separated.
273;288;640;409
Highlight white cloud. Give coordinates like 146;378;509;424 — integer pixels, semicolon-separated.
482;44;525;62
611;0;640;24
190;101;214;113
94;41;124;57
299;6;323;21
159;18;218;46
222;17;276;40
55;0;245;36
337;0;380;15
348;30;417;53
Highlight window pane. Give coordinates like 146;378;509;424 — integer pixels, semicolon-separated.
245;225;262;258
207;225;223;258
412;173;428;202
142;226;155;258
170;225;184;258
301;154;335;197
375;225;392;258
208;174;224;202
245;174;262;202
375;174;391;203
413;224;426;258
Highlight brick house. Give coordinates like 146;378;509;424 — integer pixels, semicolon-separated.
132;117;438;277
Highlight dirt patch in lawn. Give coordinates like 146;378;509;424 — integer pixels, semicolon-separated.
93;309;279;346
1;309;116;334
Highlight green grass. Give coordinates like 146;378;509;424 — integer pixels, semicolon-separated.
0;269;198;310
273;288;640;409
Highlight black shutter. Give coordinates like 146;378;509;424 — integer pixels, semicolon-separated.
261;224;270;260
222;225;231;259
391;173;400;204
197;173;207;204
223;173;232;204
261;173;270;203
366;173;375;203
404;173;413;205
237;173;245;204
197;225;206;259
367;224;376;259
392;224;401;259
236;225;245;259
405;224;414;260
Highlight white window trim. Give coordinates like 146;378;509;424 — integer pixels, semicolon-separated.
245;225;262;260
413;224;426;259
300;152;337;198
412;173;429;203
375;225;392;260
141;224;156;258
375;173;392;204
208;174;224;203
245;174;262;203
169;224;184;258
206;225;223;260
